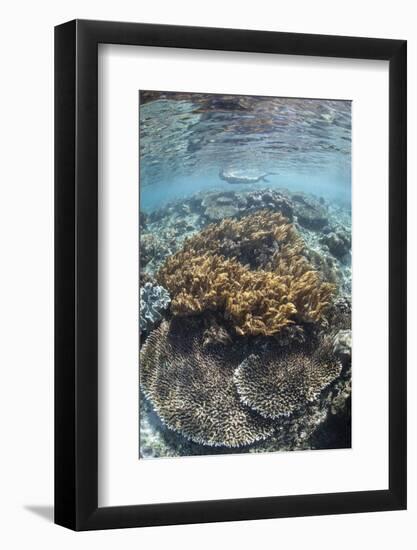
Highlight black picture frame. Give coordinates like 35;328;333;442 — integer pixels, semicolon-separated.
55;19;407;531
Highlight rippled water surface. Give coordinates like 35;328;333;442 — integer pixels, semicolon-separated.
139;92;351;210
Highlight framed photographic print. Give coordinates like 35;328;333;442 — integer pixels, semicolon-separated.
55;20;407;530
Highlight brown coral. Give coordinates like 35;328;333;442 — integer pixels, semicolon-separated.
233;341;342;419
172;210;300;269
140;318;274;447
157;211;335;337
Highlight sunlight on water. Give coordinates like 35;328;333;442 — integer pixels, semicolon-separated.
139;92;351;211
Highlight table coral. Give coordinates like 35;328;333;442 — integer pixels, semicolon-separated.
140;318;274;447
233;341;342;419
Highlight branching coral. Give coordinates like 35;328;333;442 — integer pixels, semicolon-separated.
157;211;335;337
233;341;342;419
140;318;274;447
170;210;300;269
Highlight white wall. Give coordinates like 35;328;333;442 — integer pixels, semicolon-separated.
0;0;415;547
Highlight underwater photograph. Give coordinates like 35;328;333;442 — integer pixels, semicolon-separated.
139;90;352;459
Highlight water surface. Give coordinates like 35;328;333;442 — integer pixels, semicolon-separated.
139;93;351;210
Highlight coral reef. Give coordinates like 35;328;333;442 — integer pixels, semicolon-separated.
201;191;242;220
139;188;351;457
248;368;351;452
139;188;329;278
140;214;203;276
139;210;148;231
201;315;233;347
292;192;328;230
140;232;171;273
139;316;347;452
157;211;335;337
168;209;299;268
293;205;351;295
139;283;171;334
304;246;341;287
320;229;351;261
326;296;352;333
139;271;156;286
333;329;352;361
234;341;342;419
199;188;294;222
139;89;352;458
244;189;293;220
140;318;274;447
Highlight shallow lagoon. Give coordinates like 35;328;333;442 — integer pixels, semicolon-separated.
139;93;351;458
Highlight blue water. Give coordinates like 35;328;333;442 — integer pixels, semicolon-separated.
139;94;351;211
